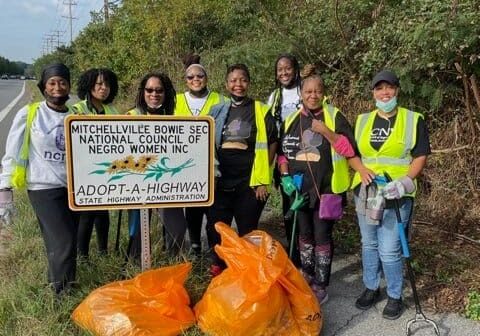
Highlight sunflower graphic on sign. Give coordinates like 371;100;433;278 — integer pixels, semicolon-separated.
90;155;195;182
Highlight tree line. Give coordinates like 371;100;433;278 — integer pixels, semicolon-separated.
33;0;480;228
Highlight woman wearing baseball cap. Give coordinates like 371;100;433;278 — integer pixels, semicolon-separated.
349;70;431;319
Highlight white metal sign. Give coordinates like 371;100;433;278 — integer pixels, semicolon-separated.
65;115;214;211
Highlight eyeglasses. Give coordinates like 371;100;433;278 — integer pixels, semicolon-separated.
144;88;164;94
186;74;205;80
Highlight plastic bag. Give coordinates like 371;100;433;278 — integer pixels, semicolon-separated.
195;223;322;336
72;263;196;336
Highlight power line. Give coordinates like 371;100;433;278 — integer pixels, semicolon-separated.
62;0;78;44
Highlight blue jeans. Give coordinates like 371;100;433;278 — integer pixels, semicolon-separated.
355;197;413;299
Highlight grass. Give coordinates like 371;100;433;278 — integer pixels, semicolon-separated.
0;191;211;335
3;84;480;335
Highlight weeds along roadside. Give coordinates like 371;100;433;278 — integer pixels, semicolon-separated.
1;82;478;336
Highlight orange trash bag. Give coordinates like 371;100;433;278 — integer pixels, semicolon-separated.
195;223;322;336
72;263;196;336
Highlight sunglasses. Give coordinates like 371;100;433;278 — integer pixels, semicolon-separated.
144;88;164;94
186;74;205;80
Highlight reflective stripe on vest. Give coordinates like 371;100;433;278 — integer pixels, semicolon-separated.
174;91;224;116
10;103;41;188
249;101;272;187
351;107;421;193
282;99;350;193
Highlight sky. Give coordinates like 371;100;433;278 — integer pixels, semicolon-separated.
0;0;105;64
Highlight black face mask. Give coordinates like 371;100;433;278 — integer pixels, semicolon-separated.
45;93;69;106
190;87;208;97
230;94;246;103
146;106;165;115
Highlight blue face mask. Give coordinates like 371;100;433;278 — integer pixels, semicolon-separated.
375;96;397;113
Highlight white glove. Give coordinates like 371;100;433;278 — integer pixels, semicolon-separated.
383;176;415;199
0;189;14;227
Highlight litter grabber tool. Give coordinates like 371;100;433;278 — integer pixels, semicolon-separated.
384;172;440;336
287;173;306;259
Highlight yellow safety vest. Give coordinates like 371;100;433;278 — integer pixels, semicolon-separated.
351;107;422;195
249;101;273;187
283;100;350;194
11;102;73;189
72;100;118;115
126;107;142;116
174;91;225;116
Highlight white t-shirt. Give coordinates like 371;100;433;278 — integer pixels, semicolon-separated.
0;101;71;190
267;86;301;122
185;91;209;116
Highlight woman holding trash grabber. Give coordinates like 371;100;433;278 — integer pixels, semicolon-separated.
206;63;278;276
73;68;119;257
0;63;79;295
125;71;188;259
348;70;431;319
174;54;226;256
277;64;357;305
267;53;302;266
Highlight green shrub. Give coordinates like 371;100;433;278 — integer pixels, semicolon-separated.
466;291;480;321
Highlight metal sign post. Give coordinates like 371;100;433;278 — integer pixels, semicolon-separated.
140;208;151;270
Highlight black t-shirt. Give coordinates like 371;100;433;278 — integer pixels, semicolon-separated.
279;109;356;206
217;99;278;189
369;114;431;157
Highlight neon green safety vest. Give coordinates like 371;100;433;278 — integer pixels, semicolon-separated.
283;99;350;194
351;107;422;195
126;107;142;116
249;101;273;187
174;91;225;116
10;102;73;189
72;100;118;115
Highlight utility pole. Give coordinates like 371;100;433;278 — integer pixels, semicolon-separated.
62;0;77;44
51;30;65;49
104;0;109;22
43;34;56;54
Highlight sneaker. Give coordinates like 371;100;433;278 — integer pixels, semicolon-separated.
355;288;380;310
382;296;404;320
209;264;223;277
311;284;329;305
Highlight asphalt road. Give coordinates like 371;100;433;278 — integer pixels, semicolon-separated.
258;209;480;336
0;79;29;160
320;253;480;336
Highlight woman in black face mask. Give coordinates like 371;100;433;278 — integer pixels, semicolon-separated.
0;63;80;296
206;63;278;276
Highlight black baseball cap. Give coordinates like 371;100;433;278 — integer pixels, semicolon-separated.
371;70;400;88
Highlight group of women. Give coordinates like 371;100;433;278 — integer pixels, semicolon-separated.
0;53;430;321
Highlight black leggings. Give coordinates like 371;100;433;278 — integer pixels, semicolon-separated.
207;185;266;266
185;206;209;247
77;210;110;256
28;187;79;294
